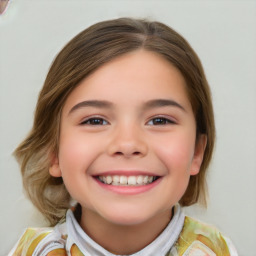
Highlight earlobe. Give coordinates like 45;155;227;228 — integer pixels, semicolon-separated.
49;154;62;177
190;134;207;175
49;164;62;177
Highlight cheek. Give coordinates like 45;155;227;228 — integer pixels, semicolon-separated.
58;132;104;172
153;132;195;170
59;139;84;169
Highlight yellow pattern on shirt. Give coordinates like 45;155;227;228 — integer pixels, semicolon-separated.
12;216;232;256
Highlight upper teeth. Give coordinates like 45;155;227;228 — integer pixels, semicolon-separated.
98;175;156;186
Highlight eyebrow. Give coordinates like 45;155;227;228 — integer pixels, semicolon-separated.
68;98;186;115
69;100;113;114
143;99;186;112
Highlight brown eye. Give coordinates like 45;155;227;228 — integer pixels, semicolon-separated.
81;118;108;125
148;117;175;125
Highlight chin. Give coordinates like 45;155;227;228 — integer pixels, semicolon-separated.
99;207;154;226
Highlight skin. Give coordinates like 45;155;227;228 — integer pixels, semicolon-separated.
50;50;206;254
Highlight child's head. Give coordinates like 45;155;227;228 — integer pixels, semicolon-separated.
15;18;215;225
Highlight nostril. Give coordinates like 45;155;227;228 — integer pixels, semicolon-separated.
115;151;141;156
108;140;148;157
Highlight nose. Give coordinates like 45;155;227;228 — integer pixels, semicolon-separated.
107;124;148;158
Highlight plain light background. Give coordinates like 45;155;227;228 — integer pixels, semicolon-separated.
0;1;255;255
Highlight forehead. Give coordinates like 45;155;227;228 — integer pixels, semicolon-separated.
62;50;192;113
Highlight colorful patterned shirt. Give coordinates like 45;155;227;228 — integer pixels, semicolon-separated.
8;205;238;256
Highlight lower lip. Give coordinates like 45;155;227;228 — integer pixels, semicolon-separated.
94;177;162;195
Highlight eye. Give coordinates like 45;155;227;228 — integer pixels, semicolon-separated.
147;117;176;125
80;117;109;125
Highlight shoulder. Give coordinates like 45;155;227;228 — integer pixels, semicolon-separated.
8;225;67;256
171;216;238;256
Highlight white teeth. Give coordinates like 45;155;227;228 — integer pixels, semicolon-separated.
137;175;143;185
113;175;119;183
98;175;157;186
128;176;137;185
106;176;112;184
143;176;149;184
120;176;127;185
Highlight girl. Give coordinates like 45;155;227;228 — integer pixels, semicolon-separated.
9;18;237;256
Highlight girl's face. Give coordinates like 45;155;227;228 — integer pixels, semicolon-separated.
50;50;206;226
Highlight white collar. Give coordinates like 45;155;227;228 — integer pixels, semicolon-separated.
65;205;185;256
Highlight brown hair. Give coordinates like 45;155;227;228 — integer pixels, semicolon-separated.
14;17;215;225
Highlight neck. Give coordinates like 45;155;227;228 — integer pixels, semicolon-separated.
79;208;173;255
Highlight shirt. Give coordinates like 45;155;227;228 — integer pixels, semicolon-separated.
8;205;238;256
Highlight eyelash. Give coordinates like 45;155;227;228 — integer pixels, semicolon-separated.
80;116;176;126
80;117;109;126
147;117;176;125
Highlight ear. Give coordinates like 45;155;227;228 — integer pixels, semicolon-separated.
49;154;62;177
190;134;207;176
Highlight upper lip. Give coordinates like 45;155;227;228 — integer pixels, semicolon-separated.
93;170;160;177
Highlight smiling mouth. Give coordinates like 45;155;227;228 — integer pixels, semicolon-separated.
96;175;159;186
